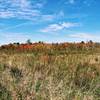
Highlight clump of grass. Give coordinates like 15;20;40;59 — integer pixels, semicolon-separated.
10;67;23;82
0;64;6;72
74;63;100;92
0;83;12;100
94;86;100;97
35;80;41;93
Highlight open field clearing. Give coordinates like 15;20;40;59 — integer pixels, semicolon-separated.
0;46;100;100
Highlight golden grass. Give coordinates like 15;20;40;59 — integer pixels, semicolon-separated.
0;52;100;100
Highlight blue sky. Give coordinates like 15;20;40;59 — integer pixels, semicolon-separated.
0;0;100;45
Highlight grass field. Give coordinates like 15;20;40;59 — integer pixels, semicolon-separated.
0;42;100;100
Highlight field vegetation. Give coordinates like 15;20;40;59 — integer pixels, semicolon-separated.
0;41;100;100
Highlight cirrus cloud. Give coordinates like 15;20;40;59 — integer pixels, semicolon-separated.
0;0;47;21
69;32;100;41
41;22;79;32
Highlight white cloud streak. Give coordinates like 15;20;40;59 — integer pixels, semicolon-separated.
0;22;33;32
0;32;31;45
69;33;100;41
0;0;48;21
41;22;79;32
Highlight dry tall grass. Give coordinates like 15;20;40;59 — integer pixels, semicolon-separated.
0;42;100;100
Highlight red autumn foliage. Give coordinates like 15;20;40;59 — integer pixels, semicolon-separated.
0;41;99;53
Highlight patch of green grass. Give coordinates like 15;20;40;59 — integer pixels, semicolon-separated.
0;64;5;72
35;80;41;93
0;84;12;100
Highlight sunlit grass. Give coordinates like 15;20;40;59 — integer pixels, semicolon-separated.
0;47;100;100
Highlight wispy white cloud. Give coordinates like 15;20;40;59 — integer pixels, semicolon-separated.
69;33;93;39
41;15;55;21
34;2;45;8
0;11;14;18
41;24;63;32
69;33;100;41
0;22;33;32
0;0;86;22
0;0;47;21
41;22;79;32
0;32;31;45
